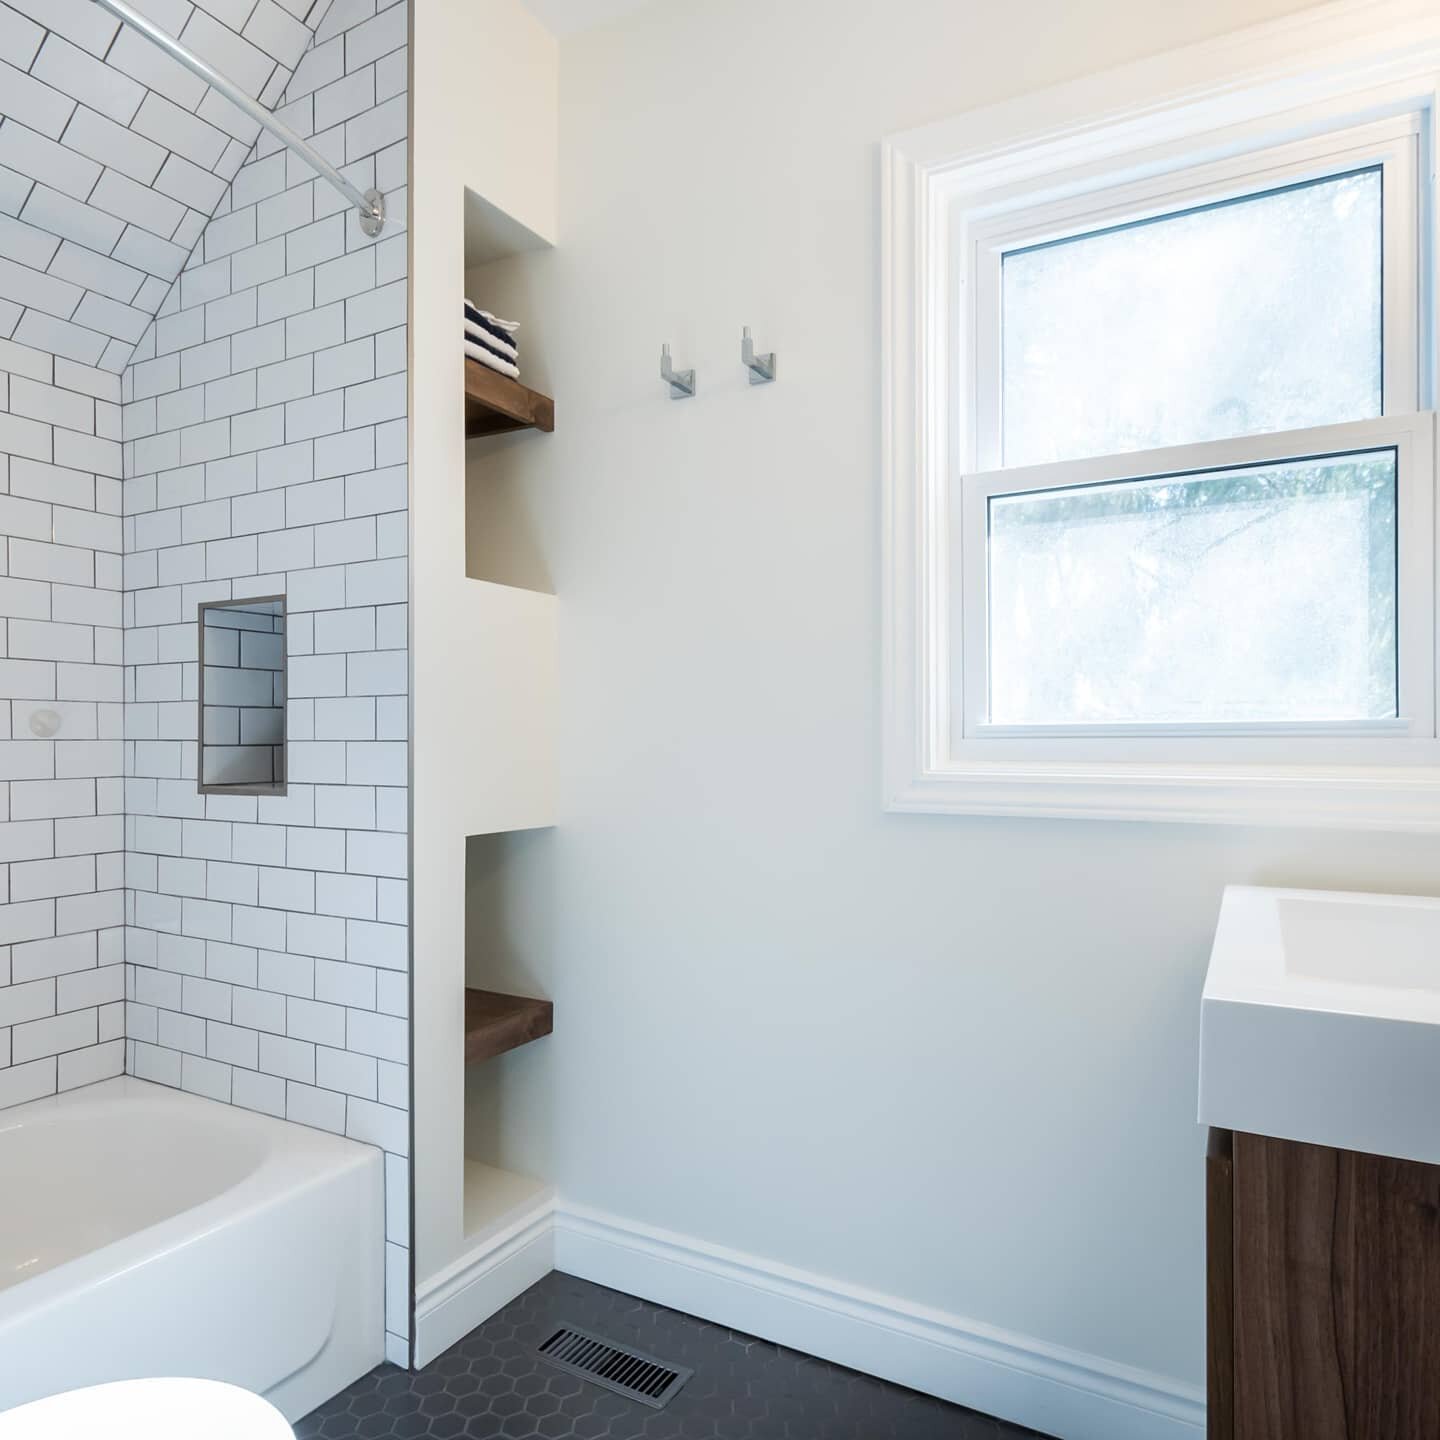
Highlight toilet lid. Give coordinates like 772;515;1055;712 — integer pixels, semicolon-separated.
0;1379;294;1439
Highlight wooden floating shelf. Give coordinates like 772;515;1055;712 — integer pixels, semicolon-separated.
464;357;555;438
464;987;554;1065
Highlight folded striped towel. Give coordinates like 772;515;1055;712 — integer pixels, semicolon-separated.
465;317;517;362
464;299;518;332
464;338;520;380
464;300;519;345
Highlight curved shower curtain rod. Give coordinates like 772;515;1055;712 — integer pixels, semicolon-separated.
89;0;387;236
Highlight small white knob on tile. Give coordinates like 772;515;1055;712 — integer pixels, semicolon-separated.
28;708;61;738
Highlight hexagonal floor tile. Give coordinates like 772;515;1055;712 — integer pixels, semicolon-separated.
293;1274;1049;1440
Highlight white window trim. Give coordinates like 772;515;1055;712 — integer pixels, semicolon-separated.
881;0;1440;830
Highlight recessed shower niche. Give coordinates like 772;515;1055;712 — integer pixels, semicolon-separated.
198;597;288;796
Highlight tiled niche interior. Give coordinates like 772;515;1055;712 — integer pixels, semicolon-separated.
199;597;287;791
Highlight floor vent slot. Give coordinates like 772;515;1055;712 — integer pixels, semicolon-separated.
537;1325;693;1409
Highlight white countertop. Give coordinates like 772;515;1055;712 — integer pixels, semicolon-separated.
1199;885;1440;1164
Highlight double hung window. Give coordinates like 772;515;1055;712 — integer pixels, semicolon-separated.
883;45;1440;825
960;116;1431;751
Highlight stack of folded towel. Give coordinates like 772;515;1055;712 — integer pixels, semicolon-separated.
464;300;521;380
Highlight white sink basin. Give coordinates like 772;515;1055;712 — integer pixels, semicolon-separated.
1199;885;1440;1164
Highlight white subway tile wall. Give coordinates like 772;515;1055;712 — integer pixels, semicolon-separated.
0;0;409;1366
120;0;408;1364
106;0;405;1365
0;329;127;1112
0;0;336;375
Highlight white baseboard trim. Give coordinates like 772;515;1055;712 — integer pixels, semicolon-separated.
413;1196;556;1367
411;1197;1203;1438
552;1203;1204;1440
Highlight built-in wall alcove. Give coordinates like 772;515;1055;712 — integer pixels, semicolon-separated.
465;438;556;593
463;197;557;595
462;829;557;1243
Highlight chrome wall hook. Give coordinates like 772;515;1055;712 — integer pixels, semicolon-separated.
740;326;775;384
661;344;696;399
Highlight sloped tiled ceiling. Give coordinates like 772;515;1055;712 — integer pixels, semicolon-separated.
0;0;334;374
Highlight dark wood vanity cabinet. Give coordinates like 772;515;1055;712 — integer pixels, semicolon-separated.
1207;1127;1440;1440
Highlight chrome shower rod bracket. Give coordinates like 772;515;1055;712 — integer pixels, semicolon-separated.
90;0;387;237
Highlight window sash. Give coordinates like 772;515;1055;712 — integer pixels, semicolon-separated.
963;113;1422;472
952;413;1438;756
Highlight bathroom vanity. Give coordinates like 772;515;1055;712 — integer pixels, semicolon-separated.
1200;887;1440;1440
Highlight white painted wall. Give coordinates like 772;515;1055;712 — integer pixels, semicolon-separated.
461;0;1440;1406
453;0;559;256
410;0;559;1292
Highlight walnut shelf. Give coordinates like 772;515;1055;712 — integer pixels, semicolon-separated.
464;987;554;1065
464;357;554;437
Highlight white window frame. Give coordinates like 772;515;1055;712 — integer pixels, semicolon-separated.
882;0;1440;830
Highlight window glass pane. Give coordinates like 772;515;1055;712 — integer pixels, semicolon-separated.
1001;169;1383;466
986;450;1397;725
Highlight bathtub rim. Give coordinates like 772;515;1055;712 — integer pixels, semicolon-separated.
0;1076;381;1321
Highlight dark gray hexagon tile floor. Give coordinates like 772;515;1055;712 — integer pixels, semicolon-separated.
294;1272;1051;1440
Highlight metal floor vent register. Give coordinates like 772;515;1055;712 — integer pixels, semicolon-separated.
537;1326;693;1410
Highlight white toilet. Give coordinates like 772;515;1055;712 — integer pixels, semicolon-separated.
0;1379;294;1439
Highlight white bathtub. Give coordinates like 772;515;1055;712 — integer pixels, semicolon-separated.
0;1077;385;1422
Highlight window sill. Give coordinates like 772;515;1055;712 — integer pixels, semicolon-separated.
886;761;1440;831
